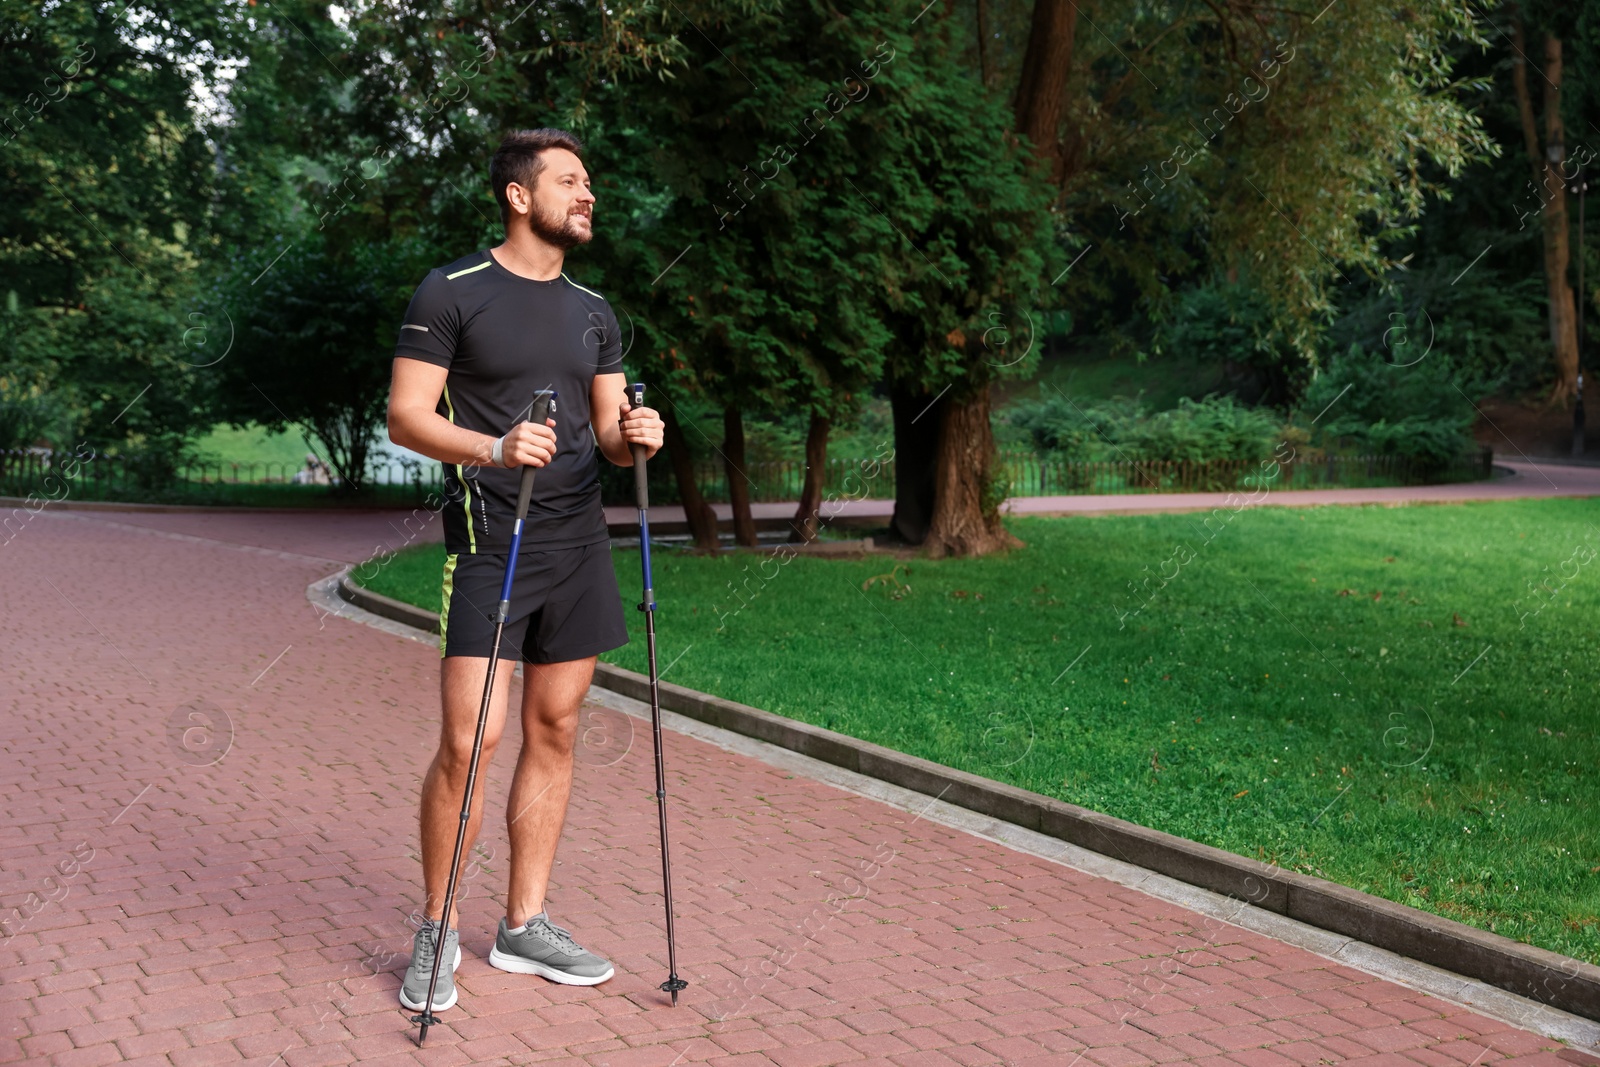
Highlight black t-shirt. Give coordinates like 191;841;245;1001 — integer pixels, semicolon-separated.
394;249;624;554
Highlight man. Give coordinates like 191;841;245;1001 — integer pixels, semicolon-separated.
386;127;664;1013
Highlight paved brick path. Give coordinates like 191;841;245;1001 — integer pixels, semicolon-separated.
0;509;1582;1066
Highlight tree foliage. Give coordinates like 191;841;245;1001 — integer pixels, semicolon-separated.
0;0;239;461
0;0;1545;523
952;0;1498;353
214;232;430;488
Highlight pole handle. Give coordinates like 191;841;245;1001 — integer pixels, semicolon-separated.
629;382;649;510
514;390;557;521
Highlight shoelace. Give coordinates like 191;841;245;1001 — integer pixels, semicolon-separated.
414;925;452;965
528;916;584;956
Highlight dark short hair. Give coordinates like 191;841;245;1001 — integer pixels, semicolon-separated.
490;128;585;227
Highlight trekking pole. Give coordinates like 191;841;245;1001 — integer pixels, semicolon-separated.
413;389;556;1046
629;382;688;1006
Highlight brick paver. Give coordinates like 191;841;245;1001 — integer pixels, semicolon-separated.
0;508;1582;1066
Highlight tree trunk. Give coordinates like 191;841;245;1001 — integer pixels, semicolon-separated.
888;380;943;544
661;404;719;552
923;382;1021;559
1540;34;1579;403
1012;0;1078;181
1513;19;1580;403
310;413;369;492
788;413;830;543
1512;18;1542;187
722;406;758;547
347;425;369;493
976;0;991;88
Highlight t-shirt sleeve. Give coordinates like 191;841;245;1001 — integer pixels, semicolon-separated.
594;301;624;376
393;270;458;368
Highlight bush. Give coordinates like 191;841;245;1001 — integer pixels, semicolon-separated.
1005;392;1279;465
1326;262;1548;398
0;384;66;451
1005;393;1145;460
1118;395;1281;463
1156;282;1305;405
1298;343;1477;465
113;432;197;493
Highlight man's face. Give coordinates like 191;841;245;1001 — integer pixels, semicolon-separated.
521;147;594;249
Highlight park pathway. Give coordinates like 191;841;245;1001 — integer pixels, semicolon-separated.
604;458;1600;532
0;506;1588;1066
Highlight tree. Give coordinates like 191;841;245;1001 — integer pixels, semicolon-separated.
235;0;715;528
215;234;427;490
1511;10;1579;403
200;1;1049;556
986;0;1494;337
1;0;239;469
860;35;1057;557
578;1;1057;558
887;0;1497;553
198;0;690;496
1011;0;1075;184
572;3;906;548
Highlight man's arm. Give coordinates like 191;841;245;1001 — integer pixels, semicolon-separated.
387;357;556;468
590;371;664;466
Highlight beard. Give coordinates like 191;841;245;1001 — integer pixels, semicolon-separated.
529;201;592;250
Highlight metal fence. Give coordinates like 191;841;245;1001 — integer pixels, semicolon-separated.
995;447;1495;495
0;449;444;506
691;456;897;503
2;444;1492;507
694;447;1495;502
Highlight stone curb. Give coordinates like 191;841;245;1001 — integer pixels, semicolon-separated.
336;572;1600;1023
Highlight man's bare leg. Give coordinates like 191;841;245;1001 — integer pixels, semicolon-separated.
505;656;596;927
420;654;517;927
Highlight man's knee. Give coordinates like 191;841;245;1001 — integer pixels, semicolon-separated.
524;710;578;756
436;730;500;776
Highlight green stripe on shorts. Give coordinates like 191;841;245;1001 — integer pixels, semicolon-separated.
439;552;458;657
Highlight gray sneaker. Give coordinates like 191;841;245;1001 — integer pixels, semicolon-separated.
488;913;614;985
399;924;462;1011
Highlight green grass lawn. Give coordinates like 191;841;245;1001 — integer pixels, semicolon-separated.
192;422;316;469
994;346;1225;414
359;498;1600;963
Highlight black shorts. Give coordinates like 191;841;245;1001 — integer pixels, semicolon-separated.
438;542;629;663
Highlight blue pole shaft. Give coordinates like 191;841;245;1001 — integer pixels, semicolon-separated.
638;511;654;608
500;518;525;614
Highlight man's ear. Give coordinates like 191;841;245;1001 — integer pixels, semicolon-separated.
505;181;532;218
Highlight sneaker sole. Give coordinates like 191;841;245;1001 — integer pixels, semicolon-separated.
397;945;462;1011
487;946;614;985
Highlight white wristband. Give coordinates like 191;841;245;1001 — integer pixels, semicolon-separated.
491;434;505;468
